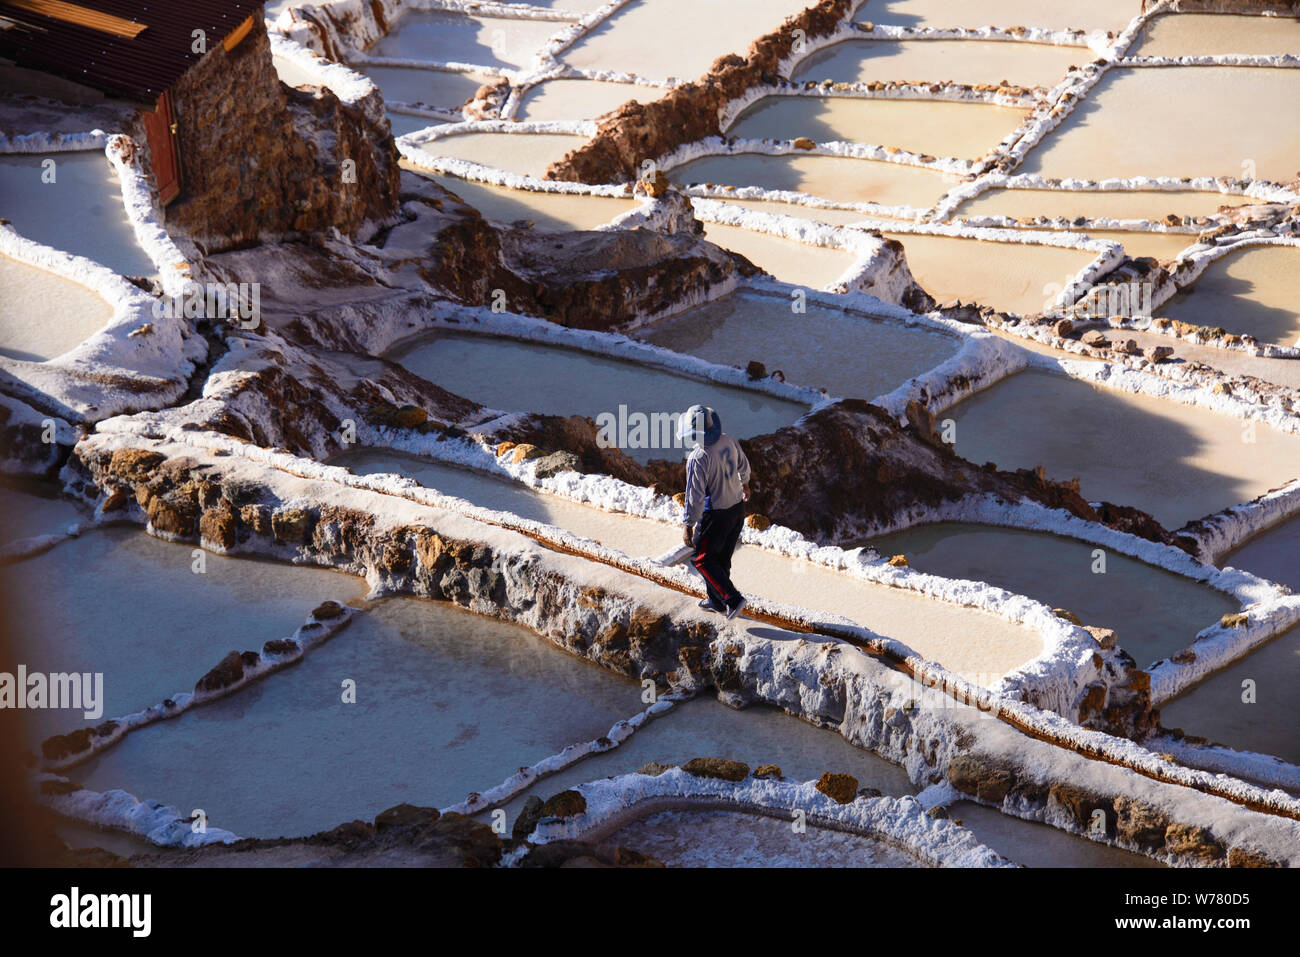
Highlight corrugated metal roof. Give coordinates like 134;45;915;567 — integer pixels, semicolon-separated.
0;1;262;104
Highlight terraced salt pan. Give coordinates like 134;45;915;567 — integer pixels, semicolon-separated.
365;10;559;70
1132;13;1300;57
1159;626;1299;766
355;64;492;109
865;0;1138;32
69;595;646;839
945;369;1300;529
517;79;664;121
790;38;1083;89
410;131;588;178
949;802;1164;868
1112;328;1300;392
387;332;808;463
639;289;960;399
1073;230;1196;263
1157;245;1300;347
670;153;953;209
560;0;812;81
700;222;856;289
610;808;920;866
953;188;1254;224
388;112;440;138
0;254;114;362
431;173;637;230
335;450;1044;681
1017;67;1300;184
0;484;90;546
879;232;1097;315
0;528;366;747
865;522;1237;667
1221;516;1300;592
0;153;155;277
726;95;1029;161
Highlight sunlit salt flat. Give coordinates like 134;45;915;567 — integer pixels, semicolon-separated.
355;64;493;109
1076;230;1197;263
1132;13;1300;57
0;255;114;362
365;10;559;70
865;522;1237;666
560;0;811;81
335;450;1045;681
945;369;1300;529
1159;626;1300;766
950;802;1164;868
880;231;1098;315
69;595;645;838
611;809;921;867
700;222;857;289
0;153;155;277
1156;245;1300;347
726;95;1028;161
407;131;589;178
1017;67;1300;184
0;528;366;746
790;38;1082;90
517;79;665;121
430;174;637;230
670;153;954;209
1220;515;1300;592
953;188;1254;224
865;0;1143;32
387;332;808;461
639;289;960;399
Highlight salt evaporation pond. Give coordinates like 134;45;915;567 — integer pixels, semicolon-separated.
944;369;1300;529
560;0;810;81
790;38;1082;89
365;10;559;70
950;802;1164;868
387;331;808;462
1017;67;1300;184
1133;13;1300;57
699;222;856;289
1077;230;1196;264
1220;515;1300;592
388;113;439;138
335;450;1045;681
880;232;1098;315
517;79;664;121
408;131;589;178
355;65;493;109
866;0;1138;32
1158;626;1300;766
487;693;917;825
610;809;920;867
953;188;1254;223
726;95;1027;161
0;255;114;362
865;522;1237;666
69;595;646;839
430;174;637;230
639;289;960;399
0;527;366;747
1157;245;1300;347
670;153;952;209
0;484;91;546
0;153;155;277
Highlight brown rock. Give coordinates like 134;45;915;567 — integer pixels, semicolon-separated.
109;448;166;482
745;513;771;531
101;488;128;512
683;757;750;781
312;600;346;620
816;772;859;804
1080;329;1110;348
1113;795;1170;851
195;650;248;694
948;755;1013;804
746;359;767;379
1164;822;1224;862
272;507;313;543
394;405;427;428
510;443;542;464
200;506;238;550
540;790;588;819
792;136;816;150
1221;612;1248;629
1053;607;1082;626
887;554;909;567
753;764;783;780
1084;625;1117;649
374;803;440;833
1228;845;1282;868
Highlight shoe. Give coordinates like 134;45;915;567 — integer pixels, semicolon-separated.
725;597;747;620
698;597;724;614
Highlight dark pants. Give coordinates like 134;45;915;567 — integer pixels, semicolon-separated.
693;501;745;607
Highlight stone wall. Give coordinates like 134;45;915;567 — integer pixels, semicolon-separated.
161;16;399;251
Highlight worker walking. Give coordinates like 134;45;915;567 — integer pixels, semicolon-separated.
677;404;750;620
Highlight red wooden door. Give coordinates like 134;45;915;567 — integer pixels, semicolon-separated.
143;91;181;205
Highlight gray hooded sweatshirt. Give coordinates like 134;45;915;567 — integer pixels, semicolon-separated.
681;433;750;527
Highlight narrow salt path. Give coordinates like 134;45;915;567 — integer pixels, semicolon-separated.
790;38;1082;89
949;802;1165;868
407;131;590;178
698;221;857;289
429;173;637;230
1131;12;1300;57
1157;246;1300;348
952;188;1253;223
0;256;115;362
336;450;1045;681
866;522;1237;667
68;594;648;839
945;368;1300;529
637;288;960;400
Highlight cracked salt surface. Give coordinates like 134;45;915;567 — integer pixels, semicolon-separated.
69;594;647;839
0;153;155;278
945;369;1300;530
865;522;1237;668
1157;245;1300;348
0;527;365;746
0;255;114;362
610;808;921;867
430;173;637;229
365;10;560;70
638;288;960;400
948;802;1164;868
386;331;809;463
